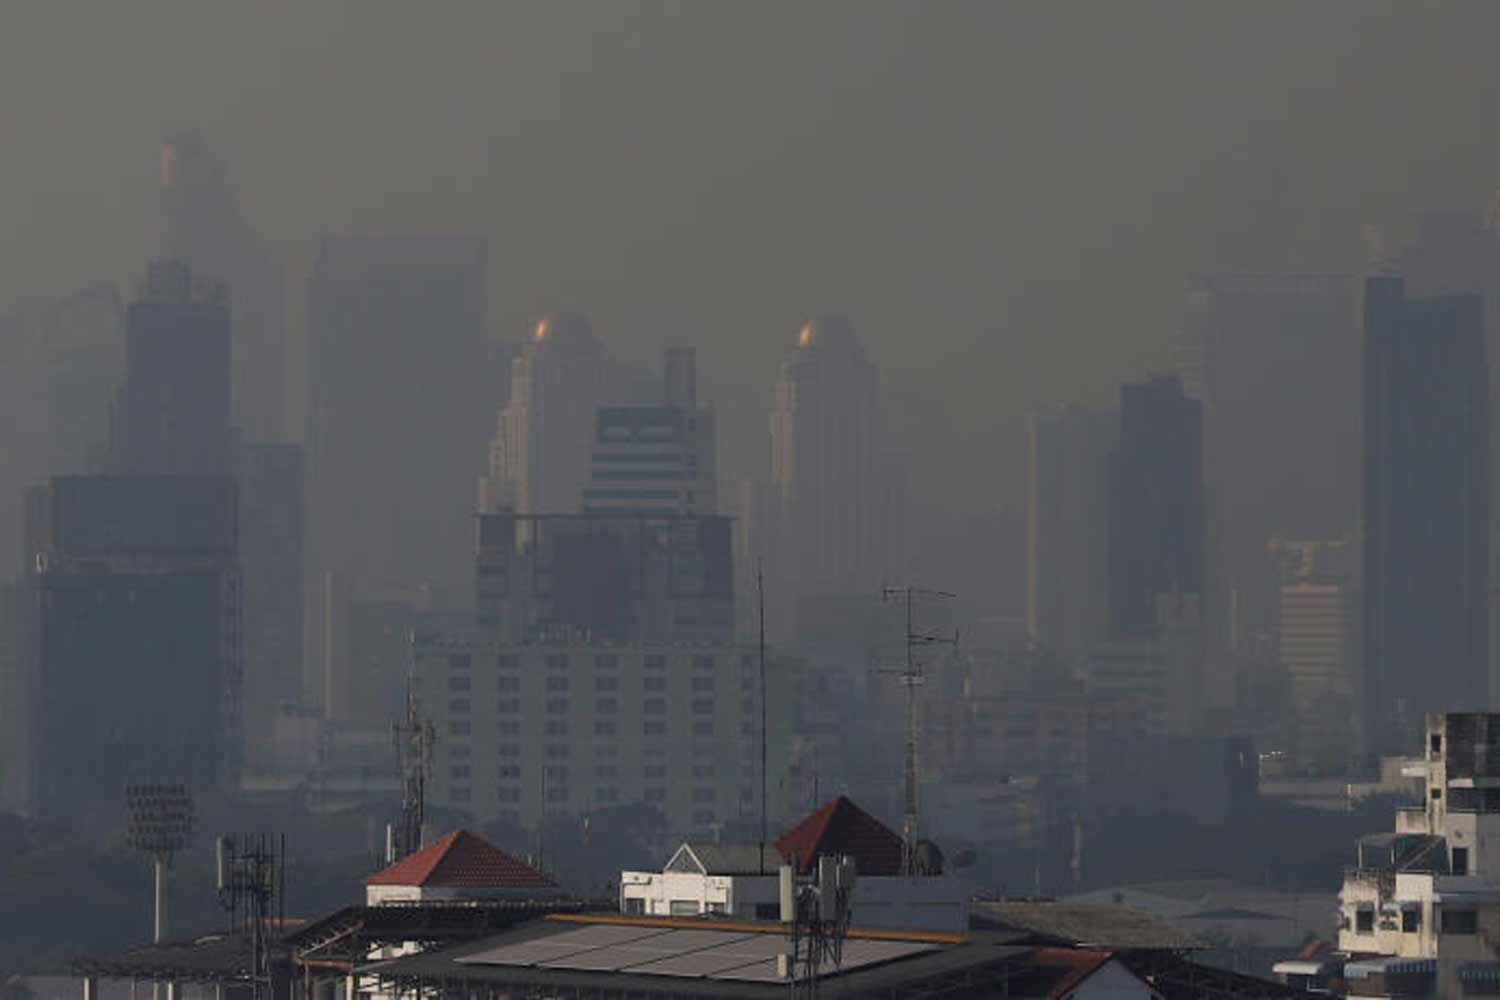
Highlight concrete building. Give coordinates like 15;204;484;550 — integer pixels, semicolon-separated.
1177;274;1361;670
109;259;232;477
158;129;287;440
474;511;733;644
582;347;717;516
236;440;304;755
1107;374;1203;642
413;623;759;836
1290;713;1500;996
1087;594;1204;741
1270;537;1358;771
765;316;898;640
20;475;241;820
1026;405;1116;665
482;312;612;515
619;796;969;932
1363;277;1490;757
305;235;488;612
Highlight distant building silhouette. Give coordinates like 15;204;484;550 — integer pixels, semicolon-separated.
482;312;611;515
1270;537;1358;769
159;129;287;440
759;316;898;639
305;235;488;613
582;347;716;516
1106;374;1203;639
1176;274;1361;667
109;260;231;476
1363;276;1490;756
21;475;240;820
1026;405;1116;664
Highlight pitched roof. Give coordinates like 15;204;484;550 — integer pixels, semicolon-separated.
1028;947;1118;999
774;796;905;876
365;829;557;889
971;901;1202;951
679;843;784;876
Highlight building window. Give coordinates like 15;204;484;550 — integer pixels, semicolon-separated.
498;809;520;825
547;675;570;692
544;720;569;737
644;676;668;692
692;676;716;692
499;720;520;736
546;654;569;670
691;809;715;826
546;697;570;714
645;721;667;737
670;900;700;916
595;655;619;670
692;721;714;737
497;655;519;670
644;698;667;715
498;787;520;803
596;675;620;692
692;698;715;715
693;655;715;671
595;787;620;804
645;787;667;803
498;743;520;757
498;676;520;692
692;788;717;803
595;720;618;738
451;787;471;803
449;765;471;780
449;655;471;670
1431;787;1443;801
497;699;519;714
547;786;568;803
645;655;667;670
755;903;780;920
1454;847;1470;875
448;676;471;691
1354;907;1374;934
1443;908;1479;935
596;698;619;714
596;765;619;780
449;744;471;759
645;744;668;758
1402;907;1421;933
498;765;520;779
645;764;667;780
624;898;645;915
449;721;470;737
449;699;471;714
546;744;570;758
692;764;716;779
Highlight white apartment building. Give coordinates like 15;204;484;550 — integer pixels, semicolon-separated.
1276;713;1500;997
414;625;759;837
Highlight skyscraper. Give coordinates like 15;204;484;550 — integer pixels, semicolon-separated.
481;312;611;515
110;260;231;477
1026;405;1116;664
1107;374;1203;639
159;129;287;440
1363;276;1490;756
768;317;891;629
305;235;488;610
1178;274;1361;654
582;347;717;516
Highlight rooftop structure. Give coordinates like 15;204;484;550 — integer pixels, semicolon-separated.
364;829;560;903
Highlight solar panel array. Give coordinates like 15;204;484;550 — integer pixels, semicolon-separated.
456;924;941;983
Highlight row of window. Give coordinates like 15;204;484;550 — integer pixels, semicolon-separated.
447;653;747;671
458;674;728;694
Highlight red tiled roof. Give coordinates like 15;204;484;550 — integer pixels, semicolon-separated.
774;796;905;876
365;829;557;889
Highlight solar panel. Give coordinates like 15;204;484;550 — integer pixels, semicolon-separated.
712;938;939;982
458;925;667;966
628;937;795;979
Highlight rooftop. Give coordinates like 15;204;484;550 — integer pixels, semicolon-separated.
775;796;905;876
971;900;1203;951
365;829;557;889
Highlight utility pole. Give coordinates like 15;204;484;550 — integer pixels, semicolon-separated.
878;586;957;877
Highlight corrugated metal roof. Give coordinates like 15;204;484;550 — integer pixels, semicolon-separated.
971;901;1203;951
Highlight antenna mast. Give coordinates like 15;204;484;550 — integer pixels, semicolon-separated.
758;558;768;875
392;664;434;861
879;585;957;876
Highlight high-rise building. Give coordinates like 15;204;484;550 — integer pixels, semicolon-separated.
110;260;232;477
21;476;240;820
1026;405;1116;664
482;313;611;515
159;129;287;440
415;621;759;836
1271;537;1358;770
475;511;734;643
767;317;894;636
1106;374;1203;639
582;347;716;516
1178;275;1361;655
305;235;488;610
1363;277;1490;756
236;440;304;752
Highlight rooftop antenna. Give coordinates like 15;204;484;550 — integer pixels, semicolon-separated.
215;833;284;1000
878;585;957;877
758;557;768;876
391;651;435;862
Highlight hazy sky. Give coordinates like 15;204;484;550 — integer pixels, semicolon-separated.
4;0;1500;506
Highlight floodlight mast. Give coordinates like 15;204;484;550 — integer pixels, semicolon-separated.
124;782;196;944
